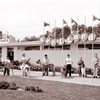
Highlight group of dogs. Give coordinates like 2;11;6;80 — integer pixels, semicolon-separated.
18;59;56;77
9;59;70;77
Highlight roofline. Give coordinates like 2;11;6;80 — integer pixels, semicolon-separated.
0;38;100;47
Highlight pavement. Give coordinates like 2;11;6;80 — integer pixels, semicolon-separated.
0;70;100;86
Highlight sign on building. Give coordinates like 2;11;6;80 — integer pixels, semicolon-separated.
73;34;80;43
81;33;88;41
88;33;96;42
65;35;73;44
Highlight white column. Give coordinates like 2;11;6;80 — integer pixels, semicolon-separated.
1;47;7;61
14;47;18;61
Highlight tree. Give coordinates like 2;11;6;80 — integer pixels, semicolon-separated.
63;25;71;38
51;27;62;39
78;24;87;34
93;24;100;37
86;26;92;34
22;36;39;42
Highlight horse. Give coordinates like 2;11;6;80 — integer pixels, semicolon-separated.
36;59;55;76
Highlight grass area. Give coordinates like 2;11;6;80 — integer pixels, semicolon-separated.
0;75;100;100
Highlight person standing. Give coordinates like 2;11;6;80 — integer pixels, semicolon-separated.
21;54;27;76
92;53;99;78
42;54;49;76
8;49;14;75
3;57;11;76
65;54;72;77
22;54;27;65
78;57;85;77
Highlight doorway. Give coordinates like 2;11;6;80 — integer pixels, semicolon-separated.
7;48;14;61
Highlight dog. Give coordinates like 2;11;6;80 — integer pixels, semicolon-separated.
36;59;55;76
61;66;66;78
19;64;30;77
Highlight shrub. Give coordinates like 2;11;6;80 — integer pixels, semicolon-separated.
25;86;43;92
0;81;9;89
8;82;18;90
86;68;93;75
55;66;61;72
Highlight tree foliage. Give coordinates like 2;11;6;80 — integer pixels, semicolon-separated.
21;23;100;42
22;36;39;42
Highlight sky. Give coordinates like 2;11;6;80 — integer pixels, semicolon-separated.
0;0;100;40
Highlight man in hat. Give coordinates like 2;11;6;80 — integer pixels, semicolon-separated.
42;54;49;76
65;54;72;77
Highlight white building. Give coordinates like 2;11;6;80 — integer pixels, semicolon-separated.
0;36;100;68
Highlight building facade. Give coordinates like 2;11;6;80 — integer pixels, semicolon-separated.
0;37;100;68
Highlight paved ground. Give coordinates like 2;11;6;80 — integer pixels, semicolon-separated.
0;70;100;86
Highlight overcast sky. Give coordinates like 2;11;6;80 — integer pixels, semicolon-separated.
0;0;100;39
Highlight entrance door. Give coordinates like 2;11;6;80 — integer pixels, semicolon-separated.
7;48;14;61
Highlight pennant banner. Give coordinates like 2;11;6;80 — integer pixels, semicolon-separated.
44;22;50;27
93;15;100;21
71;18;78;25
63;19;67;24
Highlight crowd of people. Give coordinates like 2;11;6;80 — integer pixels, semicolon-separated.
41;53;100;78
0;52;100;78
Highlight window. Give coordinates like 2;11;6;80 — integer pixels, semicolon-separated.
78;44;84;49
25;46;40;50
43;45;70;50
94;44;100;49
63;45;70;50
78;44;100;50
86;44;92;49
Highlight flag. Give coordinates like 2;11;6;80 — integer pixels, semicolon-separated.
63;19;67;24
93;15;100;21
44;22;50;27
71;18;77;25
0;31;2;39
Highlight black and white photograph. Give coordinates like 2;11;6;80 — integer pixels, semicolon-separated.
0;0;100;100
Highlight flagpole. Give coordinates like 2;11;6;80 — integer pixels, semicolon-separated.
84;16;86;63
62;20;64;66
54;20;56;51
92;16;94;68
47;20;50;50
70;19;72;58
62;20;64;51
42;23;45;59
54;20;56;66
77;16;79;61
7;31;9;39
48;20;50;56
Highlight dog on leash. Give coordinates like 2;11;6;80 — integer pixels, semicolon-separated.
19;64;30;77
36;59;55;76
61;66;66;78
